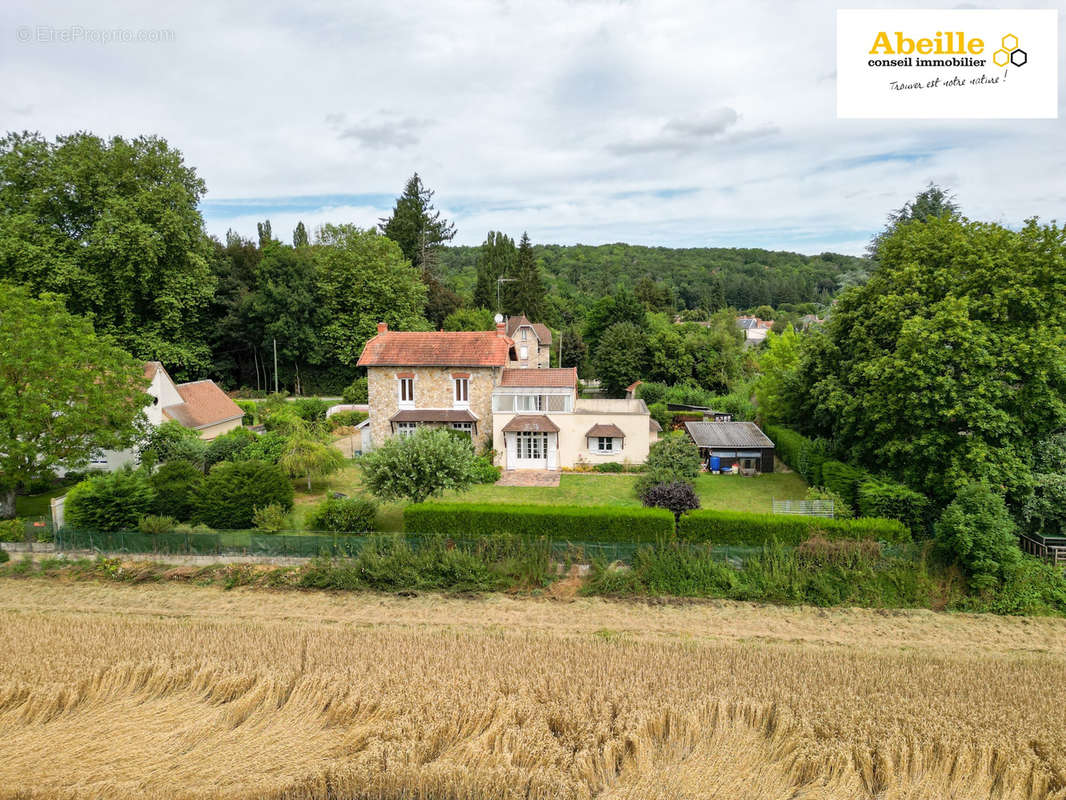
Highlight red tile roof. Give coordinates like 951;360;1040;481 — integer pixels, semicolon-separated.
499;367;577;388
506;315;552;344
357;331;513;367
163;381;244;429
501;415;559;433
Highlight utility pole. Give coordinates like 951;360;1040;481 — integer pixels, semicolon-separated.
273;338;279;394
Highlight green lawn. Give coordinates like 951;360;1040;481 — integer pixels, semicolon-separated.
15;486;69;519
300;465;808;532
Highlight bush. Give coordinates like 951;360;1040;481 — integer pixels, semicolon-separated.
342;377;369;404
639;481;701;521
821;460;869;508
328;410;369;430
292;397;330;423
805;486;853;520
594;461;624;473
237;431;289;464
648;402;671;431
263;409;305;435
934;482;1020;591
252;503;288;532
140;421;206;467
634;433;701;496
635;381;668;406
404;503;675;543
204;427;256;467
362;427;478;504
676;509;909;546
235;400;257;425
0;519;23;543
858;479;931;536
764;424;828;485
0;548;8;564
149;460;204;521
306;496;377;533
471;455;501;484
138;515;176;535
65;467;156;532
196;460;294;529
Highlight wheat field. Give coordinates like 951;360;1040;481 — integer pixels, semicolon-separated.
1;580;1065;799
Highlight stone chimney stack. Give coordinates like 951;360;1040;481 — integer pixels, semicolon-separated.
496;321;506;336
377;322;388;334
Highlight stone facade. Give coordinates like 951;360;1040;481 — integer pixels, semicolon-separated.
367;365;501;452
507;324;551;368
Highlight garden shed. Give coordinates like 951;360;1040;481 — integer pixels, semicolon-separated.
684;421;775;474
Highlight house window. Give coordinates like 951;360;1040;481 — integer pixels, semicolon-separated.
396;422;417;437
521;328;528;341
517;431;547;460
516;394;543;412
594;437;621;453
493;394;515;413
519;345;528;360
398;377;414;406
451;422;473;436
454;377;469;405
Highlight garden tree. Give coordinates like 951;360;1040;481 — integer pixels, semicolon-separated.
787;215;1066;508
65;467;156;532
257;219;273;247
0;285;150;519
280;431;346;491
751;305;775;320
634;433;702;497
379;173;456;274
504;233;545;320
149;460;205;521
635;276;674;313
196;460;294;529
753;324;802;424
583;288;647;355
935;482;1021;591
645;313;694;386
360;427;477;504
1021;433;1066;536
594;321;649;397
673;312;748;393
293;221;309;248
203;427;257;468
0;132;216;375
867;183;959;258
139;421;207;469
443;307;496;331
205;231;263;385
472;231;517;310
423;278;464;330
313;224;429;365
639;481;700;521
342;377;369;404
558;325;588;373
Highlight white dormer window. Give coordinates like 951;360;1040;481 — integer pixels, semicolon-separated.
398;376;414;408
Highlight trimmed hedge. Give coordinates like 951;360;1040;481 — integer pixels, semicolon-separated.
404;503;675;543
821;460;869;508
764;424;828;485
676;509;909;546
858;479;931;536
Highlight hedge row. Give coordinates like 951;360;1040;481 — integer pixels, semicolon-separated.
763;424;828;485
403;503;675;543
677;509;909;546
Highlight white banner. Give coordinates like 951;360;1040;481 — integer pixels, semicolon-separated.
837;9;1058;119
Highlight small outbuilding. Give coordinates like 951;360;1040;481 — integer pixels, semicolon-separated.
684;421;775;474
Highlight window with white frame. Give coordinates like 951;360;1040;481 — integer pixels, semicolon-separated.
451;422;473;436
593;436;621;453
453;377;469;406
398;377;414;406
519;345;528;360
521;328;528;341
396;422;417;437
516;394;543;412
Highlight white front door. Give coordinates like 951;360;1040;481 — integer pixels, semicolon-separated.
511;431;550;469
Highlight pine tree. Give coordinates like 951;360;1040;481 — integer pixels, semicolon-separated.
379;173;456;275
504;232;545;320
473;231;517;311
293;221;309;248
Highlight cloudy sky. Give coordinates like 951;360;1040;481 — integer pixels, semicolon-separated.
2;0;1063;254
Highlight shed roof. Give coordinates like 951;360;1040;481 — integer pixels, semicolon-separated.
357;330;512;367
684;421;774;449
501;415;559;433
499;367;577;388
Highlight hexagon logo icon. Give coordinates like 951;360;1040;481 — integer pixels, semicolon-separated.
1010;48;1027;67
993;48;1011;67
1001;33;1019;51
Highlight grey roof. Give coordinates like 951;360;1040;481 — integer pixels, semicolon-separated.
684;421;774;449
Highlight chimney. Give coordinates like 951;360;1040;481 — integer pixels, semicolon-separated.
377;322;388;334
496;321;506;336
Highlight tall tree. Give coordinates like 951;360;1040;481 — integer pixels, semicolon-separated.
558;325;588;374
504;232;546;320
0;284;150;518
583;287;647;355
379;173;456;274
257;220;273;248
293;221;309;248
0;132;216;375
867;183;959;258
473;231;517;310
594;321;649;397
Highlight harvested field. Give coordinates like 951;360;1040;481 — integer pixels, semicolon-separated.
1;580;1065;799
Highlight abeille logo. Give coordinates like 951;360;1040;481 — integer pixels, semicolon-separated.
993;34;1026;67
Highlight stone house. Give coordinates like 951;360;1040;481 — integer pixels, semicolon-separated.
505;314;552;368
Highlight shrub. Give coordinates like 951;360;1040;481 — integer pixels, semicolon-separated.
764;424;828;485
0;519;23;543
65;467;155;532
362;427;478;504
635;433;701;496
821;460;869;508
263;409;306;435
292;397;330;423
594;461;624;473
252;503;288;532
648;402;671;431
639;481;701;521
676;509;909;546
280;433;346;491
342;377;369;404
138;515;176;535
237;431;289;464
934;482;1020;591
0;548;8;564
204;427;256;467
403;503;674;543
471;455;501;484
805;486;853;520
795;536;881;568
149;460;204;521
635;381;668;406
858;479;931;536
140;421;206;467
328;410;369;430
196;460;294;529
235;400;257;425
306;496;377;533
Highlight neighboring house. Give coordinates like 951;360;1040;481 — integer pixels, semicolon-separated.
357;323;655;471
684;421;775;474
357;322;513;452
506;315;552;368
736;316;772;346
87;362;244;470
491;368;654;470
